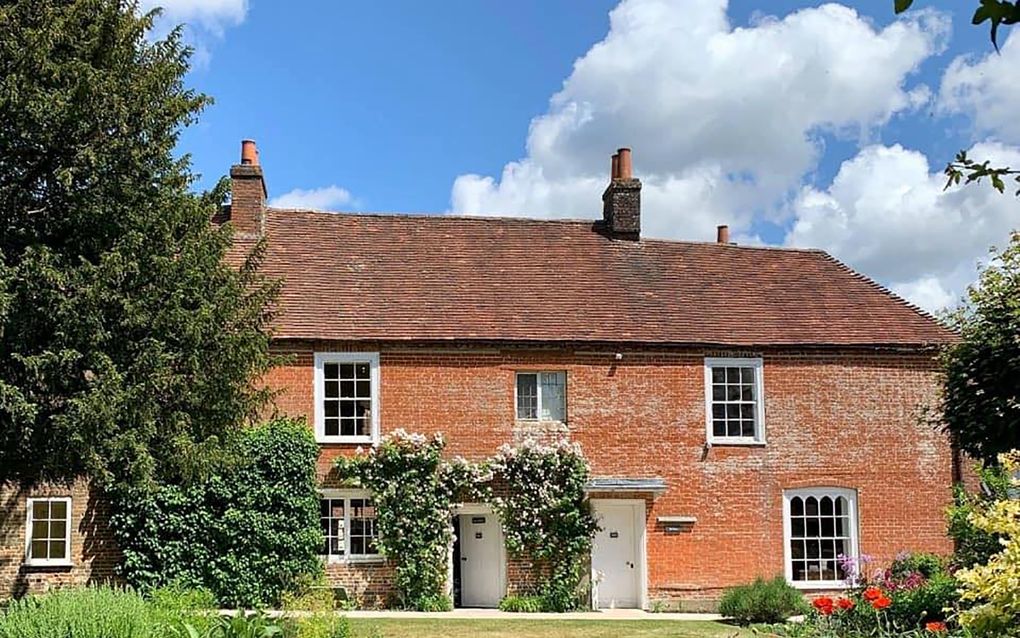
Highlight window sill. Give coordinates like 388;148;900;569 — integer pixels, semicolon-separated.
24;560;73;569
707;439;766;447
322;555;385;565
514;419;567;426
790;581;846;591
317;437;377;446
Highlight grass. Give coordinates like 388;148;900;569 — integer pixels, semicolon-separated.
348;618;747;638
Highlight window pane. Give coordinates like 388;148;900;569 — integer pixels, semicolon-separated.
713;421;726;437
325;418;339;437
540;372;565;421
32;521;48;540
805;497;818;516
325;401;339;417
740;420;755;438
356;381;370;398
49;520;66;539
32;501;48;519
516;374;537;419
30;540;48;559
355;363;369;378
324;363;338;379
340;380;355;397
790;497;804;516
339;364;354;379
712;368;725;383
48;541;66;560
325;381;339;398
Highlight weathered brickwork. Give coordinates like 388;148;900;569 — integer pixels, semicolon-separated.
322;560;395;608
268;342;953;608
0;480;120;599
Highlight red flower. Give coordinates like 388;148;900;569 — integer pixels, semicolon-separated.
925;621;948;633
812;596;834;615
871;595;892;610
863;586;884;602
837;597;855;611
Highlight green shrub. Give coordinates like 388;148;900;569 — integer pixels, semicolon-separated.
498;595;545;613
718;576;809;625
414;594;453;612
0;586;205;638
198;612;284;638
889;552;945;580
888;573;960;628
948;465;1014;569
112;419;323;608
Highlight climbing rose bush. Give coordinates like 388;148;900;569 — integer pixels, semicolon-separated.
490;438;598;611
335;430;485;611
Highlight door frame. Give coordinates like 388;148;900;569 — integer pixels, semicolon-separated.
449;503;508;608
590;498;648;610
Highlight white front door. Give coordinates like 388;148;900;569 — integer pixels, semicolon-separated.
459;512;503;607
591;501;641;609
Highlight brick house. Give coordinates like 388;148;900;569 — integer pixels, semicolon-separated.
1;140;957;610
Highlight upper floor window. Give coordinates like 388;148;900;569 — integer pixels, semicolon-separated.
25;497;72;567
783;488;859;589
516;371;566;421
320;492;380;561
314;352;380;444
704;357;764;444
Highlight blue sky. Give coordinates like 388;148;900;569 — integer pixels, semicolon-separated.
149;0;1020;312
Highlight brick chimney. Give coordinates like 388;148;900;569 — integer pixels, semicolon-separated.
602;147;641;240
229;139;267;236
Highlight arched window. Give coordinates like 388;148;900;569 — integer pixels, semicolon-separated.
783;488;859;589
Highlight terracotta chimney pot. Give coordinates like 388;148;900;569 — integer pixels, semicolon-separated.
617;148;632;179
240;139;258;166
717;225;730;244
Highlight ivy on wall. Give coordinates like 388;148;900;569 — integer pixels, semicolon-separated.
336;432;598;612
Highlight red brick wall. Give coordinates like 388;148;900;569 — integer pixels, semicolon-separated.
0;480;121;599
269;342;954;607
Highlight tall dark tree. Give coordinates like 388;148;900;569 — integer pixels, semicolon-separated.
940;231;1020;463
0;0;278;490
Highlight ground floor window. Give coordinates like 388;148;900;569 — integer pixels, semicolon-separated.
320;492;379;561
25;497;72;566
783;487;858;588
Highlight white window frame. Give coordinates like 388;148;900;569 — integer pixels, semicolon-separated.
704;357;765;445
314;352;380;444
319;489;382;564
514;371;567;422
24;496;73;567
782;487;860;590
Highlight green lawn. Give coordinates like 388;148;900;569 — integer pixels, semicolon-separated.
348;618;748;638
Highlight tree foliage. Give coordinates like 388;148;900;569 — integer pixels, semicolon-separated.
0;0;279;490
940;231;1020;463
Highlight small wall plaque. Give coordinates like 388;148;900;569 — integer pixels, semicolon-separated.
472;517;486;524
609;531;619;539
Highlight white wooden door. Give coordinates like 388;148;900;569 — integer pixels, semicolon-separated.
592;502;640;608
459;513;503;607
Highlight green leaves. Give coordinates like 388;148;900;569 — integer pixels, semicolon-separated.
971;0;1020;50
894;0;915;14
111;419;322;609
0;1;279;491
940;232;1020;464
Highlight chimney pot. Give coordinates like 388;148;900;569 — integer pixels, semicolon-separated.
611;153;620;180
617;148;632;179
717;225;730;244
240;139;258;166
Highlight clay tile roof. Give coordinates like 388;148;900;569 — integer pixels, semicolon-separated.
251;209;955;347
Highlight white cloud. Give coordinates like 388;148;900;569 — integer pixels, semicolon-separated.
139;0;247;65
269;185;354;211
939;31;1020;144
139;0;247;33
451;0;948;244
785;142;1020;312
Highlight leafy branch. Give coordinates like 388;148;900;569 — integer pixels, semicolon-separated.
945;150;1020;195
896;0;1020;51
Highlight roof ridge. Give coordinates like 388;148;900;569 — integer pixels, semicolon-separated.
815;251;953;333
264;208;828;254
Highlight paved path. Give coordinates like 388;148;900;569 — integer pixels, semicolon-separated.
241;608;724;621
